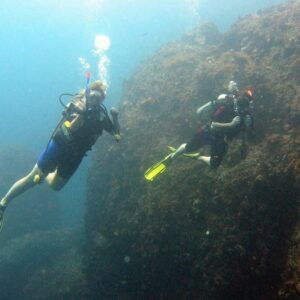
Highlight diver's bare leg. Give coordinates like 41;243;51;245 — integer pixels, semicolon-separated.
46;170;68;191
197;156;211;166
0;164;45;206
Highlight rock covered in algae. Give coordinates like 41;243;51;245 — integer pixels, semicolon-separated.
0;229;86;300
85;1;300;299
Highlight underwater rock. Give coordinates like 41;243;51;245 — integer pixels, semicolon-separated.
85;1;300;299
0;229;85;300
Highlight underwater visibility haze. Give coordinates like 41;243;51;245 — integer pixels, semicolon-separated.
1;0;300;299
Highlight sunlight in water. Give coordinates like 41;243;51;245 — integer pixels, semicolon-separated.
94;35;111;53
83;0;105;15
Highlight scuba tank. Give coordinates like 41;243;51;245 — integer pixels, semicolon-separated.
54;72;92;142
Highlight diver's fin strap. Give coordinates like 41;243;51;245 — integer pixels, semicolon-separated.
144;154;171;181
167;146;200;159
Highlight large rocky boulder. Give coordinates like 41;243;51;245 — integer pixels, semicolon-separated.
85;1;300;299
0;229;85;300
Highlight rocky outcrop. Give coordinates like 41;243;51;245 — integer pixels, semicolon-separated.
0;229;85;300
85;1;300;299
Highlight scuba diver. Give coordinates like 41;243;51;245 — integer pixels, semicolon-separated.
0;77;121;230
144;81;254;181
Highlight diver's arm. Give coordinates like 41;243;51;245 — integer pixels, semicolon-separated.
104;108;121;142
211;116;241;131
110;107;120;136
196;101;213;121
196;94;233;121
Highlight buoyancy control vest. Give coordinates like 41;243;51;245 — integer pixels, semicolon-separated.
53;96;110;153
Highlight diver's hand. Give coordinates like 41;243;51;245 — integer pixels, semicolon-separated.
210;116;241;132
110;107;119;116
114;134;121;142
231;116;241;126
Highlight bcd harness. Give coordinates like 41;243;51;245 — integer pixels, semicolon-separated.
52;95;110;152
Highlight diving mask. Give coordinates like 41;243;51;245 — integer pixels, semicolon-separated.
86;89;106;104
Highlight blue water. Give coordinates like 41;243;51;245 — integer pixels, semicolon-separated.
0;0;284;227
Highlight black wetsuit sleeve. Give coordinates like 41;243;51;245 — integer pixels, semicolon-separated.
103;115;118;135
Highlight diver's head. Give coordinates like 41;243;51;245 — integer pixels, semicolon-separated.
228;81;239;94
86;80;107;105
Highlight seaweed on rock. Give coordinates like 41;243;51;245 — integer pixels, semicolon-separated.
0;229;86;300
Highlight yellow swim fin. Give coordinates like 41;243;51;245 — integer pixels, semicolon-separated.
144;154;172;181
167;146;177;152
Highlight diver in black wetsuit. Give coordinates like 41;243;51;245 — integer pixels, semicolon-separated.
170;81;254;168
0;80;120;229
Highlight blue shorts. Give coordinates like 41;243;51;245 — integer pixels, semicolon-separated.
37;140;84;179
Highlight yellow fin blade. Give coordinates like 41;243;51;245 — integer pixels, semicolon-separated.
144;163;167;181
144;155;171;181
167;146;177;152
